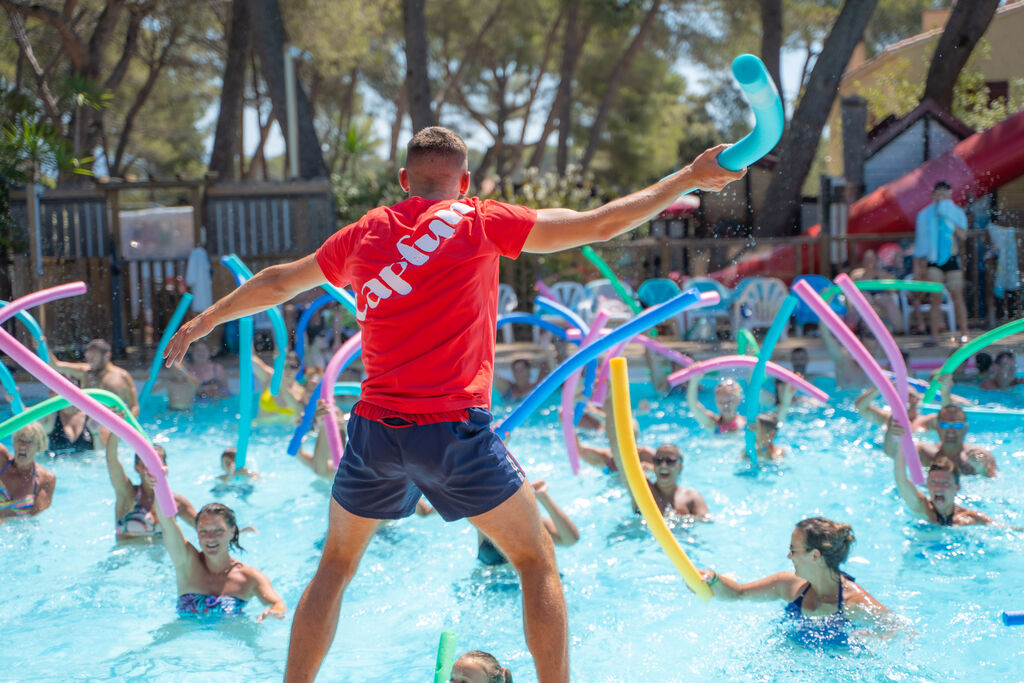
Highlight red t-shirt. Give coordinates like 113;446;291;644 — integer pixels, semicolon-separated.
316;196;536;414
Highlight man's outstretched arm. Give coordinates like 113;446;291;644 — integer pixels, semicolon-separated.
164;254;328;366
523;144;745;254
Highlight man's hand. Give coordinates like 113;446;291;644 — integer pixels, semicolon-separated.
683;144;746;192
163;312;216;367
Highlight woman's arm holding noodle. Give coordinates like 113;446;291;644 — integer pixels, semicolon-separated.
31;470;55;515
103;433;136;514
884;420;931;518
686;376;716;430
149;474;194;572
693;569;797;602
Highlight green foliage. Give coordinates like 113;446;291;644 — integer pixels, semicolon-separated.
857;40;1024;131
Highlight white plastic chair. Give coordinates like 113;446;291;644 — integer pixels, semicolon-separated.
680;277;732;340
576;279;634;328
730;276;789;340
898;275;955;336
535;281;587;343
497;283;519;343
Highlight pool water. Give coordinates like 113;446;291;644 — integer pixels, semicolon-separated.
3;379;1024;681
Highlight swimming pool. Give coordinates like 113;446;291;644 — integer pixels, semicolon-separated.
3;377;1023;681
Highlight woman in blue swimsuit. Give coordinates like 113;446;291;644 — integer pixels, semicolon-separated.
152;497;287;620
691;517;890;644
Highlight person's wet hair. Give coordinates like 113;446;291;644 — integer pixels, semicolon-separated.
934;180;951;192
221;448;237;463
995;350;1015;366
86;338;112;354
757;412;779;432
976;352;992;373
456;650;512;683
795;517;854;575
197;502;244;552
929;456;961;485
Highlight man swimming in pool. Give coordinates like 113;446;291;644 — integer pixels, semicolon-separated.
49;338;139;443
163;125;744;682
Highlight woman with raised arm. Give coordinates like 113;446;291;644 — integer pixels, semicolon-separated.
152;497;286;620
692;517;890;646
105;431;196;539
883;420;992;526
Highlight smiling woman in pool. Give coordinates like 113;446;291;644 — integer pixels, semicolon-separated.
691;518;890;645
153;499;287;620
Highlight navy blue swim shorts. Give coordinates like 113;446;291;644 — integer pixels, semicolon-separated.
332;404;526;522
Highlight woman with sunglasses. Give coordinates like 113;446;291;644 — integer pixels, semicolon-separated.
690;517;890;646
884;419;992;526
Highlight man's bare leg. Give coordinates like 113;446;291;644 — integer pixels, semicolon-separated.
470;483;569;683
948;282;969;340
928;291;944;340
285;499;380;683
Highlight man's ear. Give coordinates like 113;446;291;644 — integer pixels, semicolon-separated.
398;168;410;193
458;170;471;196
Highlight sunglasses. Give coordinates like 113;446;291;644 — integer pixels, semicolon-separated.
937;421;965;430
652;456;679;466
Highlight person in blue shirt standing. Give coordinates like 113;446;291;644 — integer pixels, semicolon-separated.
914;181;969;344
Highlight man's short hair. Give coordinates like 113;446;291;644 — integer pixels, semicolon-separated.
86;339;111;354
933;181;952;192
995;350;1015;365
407;126;468;167
937;404;966;421
929;456;960;485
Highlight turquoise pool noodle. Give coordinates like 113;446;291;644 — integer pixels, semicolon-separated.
743;294;797;465
138;292;193;410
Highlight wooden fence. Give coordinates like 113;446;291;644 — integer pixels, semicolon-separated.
6;181;334;353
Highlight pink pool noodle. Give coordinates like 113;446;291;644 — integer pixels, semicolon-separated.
535;280;556;300
666;354;829;403
321;333;364;468
0;286;177;515
591;336;693;406
835;274;909;407
561;312;609;474
0;281;86;325
793;280;925;484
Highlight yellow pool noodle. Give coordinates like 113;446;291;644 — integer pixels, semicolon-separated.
610;357;712;601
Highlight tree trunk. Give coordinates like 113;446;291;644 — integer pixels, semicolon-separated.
388;82;408;172
578;0;662;174
209;0;251;182
403;0;434;133
760;0;783;99
921;0;1000;112
756;0;878;238
555;0;583;175
250;0;327;179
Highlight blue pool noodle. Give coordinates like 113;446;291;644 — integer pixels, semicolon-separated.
1003;611;1024;626
496;313;575;342
0;301;50;363
287;346;363;456
237;315;254;468
743;294;797;466
225;255;288;396
138;292;193;410
534;296;596;421
294;292;336;381
498;288;704;438
0;362;24;414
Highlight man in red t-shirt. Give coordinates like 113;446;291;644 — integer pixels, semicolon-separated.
165;126;744;682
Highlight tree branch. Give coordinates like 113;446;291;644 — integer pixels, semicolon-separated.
0;0;88;69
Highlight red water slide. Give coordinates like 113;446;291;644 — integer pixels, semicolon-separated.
710;109;1024;285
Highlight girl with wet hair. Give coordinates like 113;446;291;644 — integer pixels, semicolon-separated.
450;650;512;683
196;502;244;551
690;517;891;645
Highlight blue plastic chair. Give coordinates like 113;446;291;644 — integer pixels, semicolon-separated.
792;274;846;335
